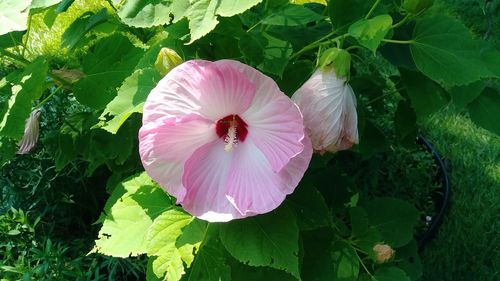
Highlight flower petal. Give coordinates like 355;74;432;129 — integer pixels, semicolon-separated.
217;60;305;172
143;60;256;124
139;114;218;201
181;140;242;222
225;136;313;216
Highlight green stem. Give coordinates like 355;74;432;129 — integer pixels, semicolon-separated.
365;89;401;105
346;45;363;51
392;14;410;29
35;85;63;109
365;0;381;19
22;14;33;57
354;248;374;278
247;20;262;33
381;38;415;44
290;33;347;60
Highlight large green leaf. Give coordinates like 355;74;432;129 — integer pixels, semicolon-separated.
30;0;62;9
61;8;108;51
364;198;419;248
182;240;231;281
286;183;331;230
92;172;173;257
231;263;296;281
373;267;410;281
117;0;187;27
468;87;500;135
400;69;449;121
74;34;144;109
187;0;219;43
216;0;262;17
219;206;300;278
348;14;393;53
261;4;323;26
328;0;374;30
0;57;48;139
0;0;31;35
0;31;24;49
146;209;197;281
449;81;486;111
410;16;500;86
99;68;161;134
331;241;359;281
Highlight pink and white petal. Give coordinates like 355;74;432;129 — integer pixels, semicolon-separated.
225;136;312;217
217;60;305;172
143;60;255;125
181;140;242;222
292;70;346;151
139;114;218;201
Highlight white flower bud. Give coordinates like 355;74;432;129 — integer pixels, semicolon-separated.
292;69;358;153
17;109;41;155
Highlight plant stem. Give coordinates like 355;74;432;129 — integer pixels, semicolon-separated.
290;33;347;60
354;248;374;278
35;85;63;109
22;14;33;57
365;0;381;19
392;14;410;29
381;38;415;44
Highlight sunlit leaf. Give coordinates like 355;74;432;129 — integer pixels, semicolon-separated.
0;0;31;35
0;57;48;139
219;206;300;278
92;172;173;257
349;14;393;53
261;4;324;26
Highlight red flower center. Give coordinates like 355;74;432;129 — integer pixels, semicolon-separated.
215;114;248;142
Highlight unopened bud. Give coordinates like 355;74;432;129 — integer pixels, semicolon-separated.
155;48;183;76
292;69;358;154
402;0;434;14
17;109;41;154
373;243;395;263
319;48;351;79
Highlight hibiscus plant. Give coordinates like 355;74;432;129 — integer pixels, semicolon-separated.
0;0;499;280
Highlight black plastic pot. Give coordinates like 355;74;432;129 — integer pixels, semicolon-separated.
415;135;451;250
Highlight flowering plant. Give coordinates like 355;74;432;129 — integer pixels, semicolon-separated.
0;0;498;280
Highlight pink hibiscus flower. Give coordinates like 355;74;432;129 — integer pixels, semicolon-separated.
139;60;312;222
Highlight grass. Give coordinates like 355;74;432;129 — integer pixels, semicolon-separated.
420;108;500;281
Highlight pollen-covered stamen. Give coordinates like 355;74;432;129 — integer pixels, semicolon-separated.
216;114;248;152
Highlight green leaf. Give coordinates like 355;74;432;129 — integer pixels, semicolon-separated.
117;0;187;28
328;0;373;29
394;240;422;281
364;198;419;248
187;0;219;43
61;8;108;51
468;87;500;135
182;240;231;281
348;15;393;53
231;263;296;281
0;57;48;139
0;0;31;35
349;207;381;253
301;228;336;280
239;32;267;65
286;183;331;230
99;68;161;134
410;16;500;86
219;206;300;278
30;0;62;9
0;31;24;48
394;100;417;145
74;34;144;109
259;33;293;77
0;137;17;167
373;267;410;281
92;172;173;257
54;0;75;13
449;81;486;111
331;241;359;281
146;209;196;281
400;69;449;121
277;60;314;96
216;0;263;17
261;4;324;26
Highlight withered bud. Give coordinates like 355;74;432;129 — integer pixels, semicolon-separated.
17;109;41;155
